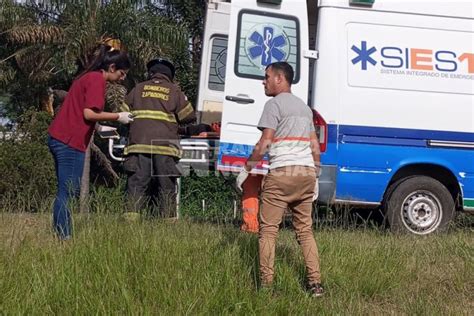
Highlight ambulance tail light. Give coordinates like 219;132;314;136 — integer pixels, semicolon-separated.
312;109;327;153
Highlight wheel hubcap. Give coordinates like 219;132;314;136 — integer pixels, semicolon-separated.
401;190;442;234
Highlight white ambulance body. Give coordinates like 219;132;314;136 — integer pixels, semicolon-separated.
196;0;474;234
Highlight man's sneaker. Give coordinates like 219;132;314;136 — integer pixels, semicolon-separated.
308;283;324;297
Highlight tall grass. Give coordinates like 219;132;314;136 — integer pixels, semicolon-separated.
1;210;473;315
1;175;473;314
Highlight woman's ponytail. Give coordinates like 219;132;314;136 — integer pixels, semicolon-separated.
82;44;131;75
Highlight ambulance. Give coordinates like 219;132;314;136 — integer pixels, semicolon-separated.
193;0;474;234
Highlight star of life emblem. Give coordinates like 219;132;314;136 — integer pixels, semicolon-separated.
246;24;289;68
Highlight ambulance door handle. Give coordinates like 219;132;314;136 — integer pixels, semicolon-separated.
225;95;255;104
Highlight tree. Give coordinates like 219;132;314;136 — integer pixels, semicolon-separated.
0;0;198;212
156;0;206;103
0;0;190;119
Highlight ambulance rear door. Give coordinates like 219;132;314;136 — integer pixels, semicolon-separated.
218;0;311;173
196;1;231;124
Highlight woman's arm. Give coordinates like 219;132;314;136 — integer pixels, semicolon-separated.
83;108;119;122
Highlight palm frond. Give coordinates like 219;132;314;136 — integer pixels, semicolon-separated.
0;63;16;90
0;0;35;26
6;24;64;45
0;0;201;117
105;82;127;113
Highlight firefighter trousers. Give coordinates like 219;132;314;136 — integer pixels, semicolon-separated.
125;153;181;217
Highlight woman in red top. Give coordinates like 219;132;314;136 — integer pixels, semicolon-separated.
48;45;133;240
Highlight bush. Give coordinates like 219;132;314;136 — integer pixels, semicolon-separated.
0;110;55;211
180;171;239;221
0;110;239;218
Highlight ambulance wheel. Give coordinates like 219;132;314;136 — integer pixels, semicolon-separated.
384;176;455;235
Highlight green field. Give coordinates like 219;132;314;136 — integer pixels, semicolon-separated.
1;212;473;315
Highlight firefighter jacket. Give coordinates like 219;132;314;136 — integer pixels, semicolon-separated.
124;73;196;158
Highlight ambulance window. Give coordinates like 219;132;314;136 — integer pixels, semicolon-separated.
208;36;228;92
235;10;300;83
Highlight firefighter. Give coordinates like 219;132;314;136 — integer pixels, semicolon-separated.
124;58;196;217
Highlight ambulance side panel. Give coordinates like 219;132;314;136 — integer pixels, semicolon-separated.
314;6;474;207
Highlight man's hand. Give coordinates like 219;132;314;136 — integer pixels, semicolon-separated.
245;128;274;172
315;164;322;178
236;168;250;192
312;180;319;202
312;164;321;201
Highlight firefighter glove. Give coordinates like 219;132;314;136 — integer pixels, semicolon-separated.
117;112;134;124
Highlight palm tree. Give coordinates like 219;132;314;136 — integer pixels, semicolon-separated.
0;0;189;116
0;0;191;212
156;0;206;102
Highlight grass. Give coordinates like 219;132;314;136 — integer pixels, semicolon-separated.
1;211;473;315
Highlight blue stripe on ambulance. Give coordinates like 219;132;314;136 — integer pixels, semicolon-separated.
322;124;474;204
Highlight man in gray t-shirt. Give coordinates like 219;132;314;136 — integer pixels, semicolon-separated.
236;62;324;297
258;91;316;170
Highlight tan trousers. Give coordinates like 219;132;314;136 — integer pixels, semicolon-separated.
259;166;321;285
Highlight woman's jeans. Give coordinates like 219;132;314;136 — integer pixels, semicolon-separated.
48;136;85;239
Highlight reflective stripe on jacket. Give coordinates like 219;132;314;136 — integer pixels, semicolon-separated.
124;73;196;158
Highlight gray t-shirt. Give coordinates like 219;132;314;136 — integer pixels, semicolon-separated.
258;92;315;169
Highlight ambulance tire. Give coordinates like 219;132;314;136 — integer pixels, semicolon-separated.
384;176;455;235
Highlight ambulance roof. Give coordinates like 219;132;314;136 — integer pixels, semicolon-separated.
319;0;474;20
